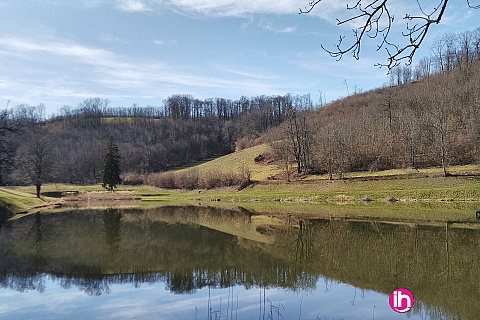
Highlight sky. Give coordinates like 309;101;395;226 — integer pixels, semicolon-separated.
0;0;479;115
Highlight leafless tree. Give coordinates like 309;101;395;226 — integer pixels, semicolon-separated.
414;56;432;79
422;75;455;176
285;100;313;174
300;0;480;68
16;129;54;197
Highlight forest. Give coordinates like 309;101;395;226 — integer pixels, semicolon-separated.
0;93;313;186
1;29;480;189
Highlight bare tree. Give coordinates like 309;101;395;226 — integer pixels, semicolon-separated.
389;66;402;86
414;56;432;79
300;0;480;68
402;65;413;83
16;129;54;198
423;75;455;176
271;139;292;181
285;101;312;174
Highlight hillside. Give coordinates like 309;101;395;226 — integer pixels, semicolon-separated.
261;61;480;178
175;143;281;181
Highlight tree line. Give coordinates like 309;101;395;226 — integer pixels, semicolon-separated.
388;28;480;85
0;93;313;188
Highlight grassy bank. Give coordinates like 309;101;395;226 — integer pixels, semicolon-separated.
1;142;479;223
1;171;479;225
0;187;59;216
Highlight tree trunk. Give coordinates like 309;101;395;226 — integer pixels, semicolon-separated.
36;184;41;198
440;131;448;177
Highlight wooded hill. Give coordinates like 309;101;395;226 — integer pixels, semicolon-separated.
269;62;480;179
0;94;313;186
264;29;480;179
1;29;480;188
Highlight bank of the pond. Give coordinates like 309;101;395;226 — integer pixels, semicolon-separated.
1;173;480;224
0;187;61;219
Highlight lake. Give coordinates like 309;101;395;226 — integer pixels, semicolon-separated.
0;205;479;319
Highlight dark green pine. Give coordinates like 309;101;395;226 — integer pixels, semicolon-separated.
102;136;122;191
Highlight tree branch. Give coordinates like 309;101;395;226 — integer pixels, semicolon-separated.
300;0;478;69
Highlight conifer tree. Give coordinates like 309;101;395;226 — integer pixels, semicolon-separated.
101;136;121;191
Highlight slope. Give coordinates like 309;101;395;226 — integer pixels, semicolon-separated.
175;143;282;181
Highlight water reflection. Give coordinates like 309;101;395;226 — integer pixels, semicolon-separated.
103;208;122;258
0;206;479;319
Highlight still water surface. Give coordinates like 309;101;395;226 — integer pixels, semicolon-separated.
0;206;479;319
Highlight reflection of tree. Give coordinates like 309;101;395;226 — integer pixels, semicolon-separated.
78;275;111;296
27;213;47;275
0;209;12;231
1;207;480;319
0;273;45;293
167;272;203;294
278;218;317;291
102;208;122;257
295;220;313;265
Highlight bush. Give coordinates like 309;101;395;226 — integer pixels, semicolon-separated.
202;172;224;189
254;154;265;162
201;171;243;189
144;169;250;190
121;172;144;185
175;169;199;190
144;172;175;188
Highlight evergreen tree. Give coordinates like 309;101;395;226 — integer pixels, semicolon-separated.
102;136;121;191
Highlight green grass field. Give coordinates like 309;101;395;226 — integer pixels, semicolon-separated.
0;187;58;214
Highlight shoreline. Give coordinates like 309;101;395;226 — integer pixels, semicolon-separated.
2;172;480;224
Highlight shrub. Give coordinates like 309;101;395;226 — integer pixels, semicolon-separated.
144;169;250;190
385;196;399;203
121;172;144;185
201;171;244;189
144;172;175;189
254;154;265;162
175;169;199;190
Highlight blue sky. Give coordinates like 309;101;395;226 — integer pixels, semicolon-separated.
0;0;479;114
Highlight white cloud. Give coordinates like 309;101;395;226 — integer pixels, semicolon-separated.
259;20;296;33
162;0;348;20
0;34;285;107
165;0;296;16
80;0;106;8
212;63;280;80
107;0;354;26
99;33;128;43
116;0;152;12
152;39;177;46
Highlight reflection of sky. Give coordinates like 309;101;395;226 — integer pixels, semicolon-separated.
0;276;429;320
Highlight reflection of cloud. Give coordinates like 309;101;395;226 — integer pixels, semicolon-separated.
0;276;421;320
91;284;289;319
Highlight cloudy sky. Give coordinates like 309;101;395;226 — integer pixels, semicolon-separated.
0;0;479;114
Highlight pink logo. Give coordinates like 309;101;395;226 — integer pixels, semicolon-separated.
389;288;414;313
